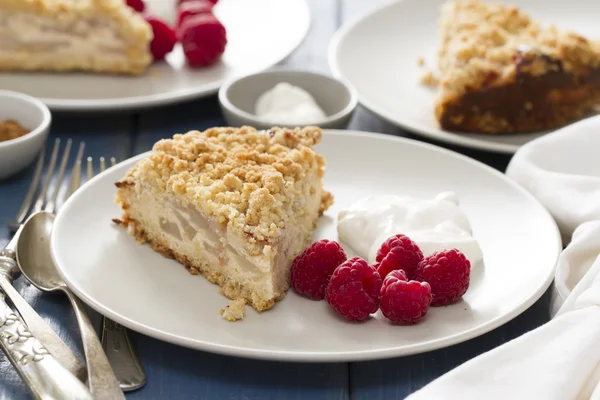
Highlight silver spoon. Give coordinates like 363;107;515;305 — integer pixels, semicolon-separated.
17;211;125;400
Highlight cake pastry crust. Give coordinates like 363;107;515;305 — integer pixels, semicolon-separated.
436;0;600;134
115;126;333;316
0;0;153;75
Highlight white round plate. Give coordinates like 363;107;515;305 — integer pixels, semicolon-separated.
329;0;600;154
52;130;561;362
0;0;309;111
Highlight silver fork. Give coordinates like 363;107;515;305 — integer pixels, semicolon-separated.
0;138;93;398
0;138;86;381
85;156;146;392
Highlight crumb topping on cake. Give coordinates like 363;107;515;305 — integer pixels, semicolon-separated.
118;126;332;249
438;0;600;102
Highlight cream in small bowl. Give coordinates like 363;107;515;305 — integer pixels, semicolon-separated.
254;82;327;125
0;90;51;180
219;69;357;129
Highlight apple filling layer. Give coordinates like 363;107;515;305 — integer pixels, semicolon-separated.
0;13;125;52
121;186;300;310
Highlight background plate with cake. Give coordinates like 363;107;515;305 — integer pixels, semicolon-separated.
329;0;600;153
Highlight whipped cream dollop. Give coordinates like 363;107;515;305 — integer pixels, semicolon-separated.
254;82;327;125
337;192;484;266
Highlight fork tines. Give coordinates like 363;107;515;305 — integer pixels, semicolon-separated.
8;140;122;232
8;139;85;232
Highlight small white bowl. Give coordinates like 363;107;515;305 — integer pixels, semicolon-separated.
0;90;51;180
218;69;358;130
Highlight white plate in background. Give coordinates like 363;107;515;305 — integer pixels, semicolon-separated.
0;0;310;111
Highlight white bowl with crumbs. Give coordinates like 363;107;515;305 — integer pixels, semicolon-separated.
0;90;51;180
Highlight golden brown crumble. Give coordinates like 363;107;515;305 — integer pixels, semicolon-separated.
0;0;152;74
437;0;600;103
417;57;426;67
220;299;246;322
117;126;331;250
0;120;28;142
420;70;439;86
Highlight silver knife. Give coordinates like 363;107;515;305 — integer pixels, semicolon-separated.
0;290;93;400
0;232;87;382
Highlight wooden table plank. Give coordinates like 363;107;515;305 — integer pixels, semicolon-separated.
0;113;135;400
282;0;340;72
125;334;348;400
132;97;226;154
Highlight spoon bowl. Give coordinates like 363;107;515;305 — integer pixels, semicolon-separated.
17;211;67;292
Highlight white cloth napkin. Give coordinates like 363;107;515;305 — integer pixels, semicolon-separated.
506;116;600;242
407;221;600;400
407;117;600;400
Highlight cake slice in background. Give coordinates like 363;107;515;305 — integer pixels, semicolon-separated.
435;0;600;134
0;0;153;75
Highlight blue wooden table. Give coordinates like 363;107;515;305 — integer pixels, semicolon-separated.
0;1;553;398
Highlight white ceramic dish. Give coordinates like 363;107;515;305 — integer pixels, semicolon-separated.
329;0;600;154
0;0;310;111
51;130;561;362
219;69;358;129
0;90;51;180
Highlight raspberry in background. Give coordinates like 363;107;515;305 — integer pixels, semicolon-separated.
126;0;145;13
178;14;227;67
380;270;432;324
375;234;423;280
144;16;177;61
415;248;470;306
176;1;214;28
290;240;347;300
326;257;382;322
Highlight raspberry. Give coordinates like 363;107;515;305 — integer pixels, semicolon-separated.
144;16;177;61
326;257;382;322
178;14;227;67
290;240;347;300
126;0;145;13
380;270;432;324
415;249;471;306
176;1;214;28
375;234;423;280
